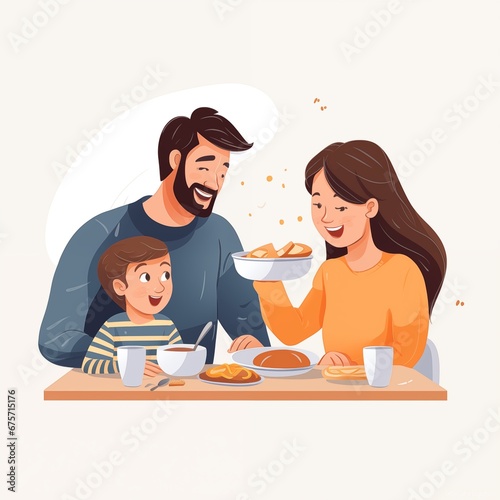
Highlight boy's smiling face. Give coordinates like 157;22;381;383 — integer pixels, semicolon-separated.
112;255;173;315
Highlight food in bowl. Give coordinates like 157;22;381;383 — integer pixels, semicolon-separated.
253;349;310;368
232;244;313;281
199;363;261;384
246;241;312;259
322;365;366;380
156;344;207;377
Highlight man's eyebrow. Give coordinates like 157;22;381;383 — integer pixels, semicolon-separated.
223;162;229;168
312;192;320;197
160;261;171;267
134;263;147;272
195;155;216;162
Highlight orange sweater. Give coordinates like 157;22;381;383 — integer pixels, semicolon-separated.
254;253;429;367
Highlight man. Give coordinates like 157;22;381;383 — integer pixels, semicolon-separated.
39;107;269;368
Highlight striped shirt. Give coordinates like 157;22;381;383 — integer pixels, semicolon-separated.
81;312;182;374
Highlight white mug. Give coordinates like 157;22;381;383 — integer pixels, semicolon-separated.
363;346;394;388
117;346;146;387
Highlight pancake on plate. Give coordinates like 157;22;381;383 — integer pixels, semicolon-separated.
199;363;261;384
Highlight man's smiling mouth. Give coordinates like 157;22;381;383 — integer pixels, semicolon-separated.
149;296;162;306
194;187;214;200
326;225;344;238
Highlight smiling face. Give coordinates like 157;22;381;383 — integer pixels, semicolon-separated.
311;169;379;249
112;255;173;315
172;134;230;217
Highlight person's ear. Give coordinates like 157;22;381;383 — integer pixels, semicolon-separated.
365;198;379;219
169;150;181;171
112;279;127;297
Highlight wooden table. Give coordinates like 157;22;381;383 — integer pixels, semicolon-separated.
44;366;446;401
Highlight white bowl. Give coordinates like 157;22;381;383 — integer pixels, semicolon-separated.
232;251;313;281
156;344;207;377
231;347;319;377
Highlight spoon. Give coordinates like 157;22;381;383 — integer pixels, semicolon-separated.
192;321;213;351
150;378;170;391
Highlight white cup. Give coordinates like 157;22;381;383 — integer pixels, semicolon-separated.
117;346;146;387
363;346;394;388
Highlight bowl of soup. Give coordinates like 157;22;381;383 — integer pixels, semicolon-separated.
157;344;207;376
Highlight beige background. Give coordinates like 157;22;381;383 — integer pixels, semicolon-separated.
1;1;500;499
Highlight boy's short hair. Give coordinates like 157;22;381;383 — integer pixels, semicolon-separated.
97;236;169;309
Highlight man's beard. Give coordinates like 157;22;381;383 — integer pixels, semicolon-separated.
173;159;218;217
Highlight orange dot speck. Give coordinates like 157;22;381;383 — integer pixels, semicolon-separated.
461;301;464;306
297;216;303;222
267;175;273;182
279;219;284;225
241;181;245;186
282;183;285;188
248;213;252;217
456;300;460;306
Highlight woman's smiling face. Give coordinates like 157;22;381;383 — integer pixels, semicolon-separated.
311;169;378;248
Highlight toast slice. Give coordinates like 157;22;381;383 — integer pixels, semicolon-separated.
322;365;366;380
246;243;278;258
282;242;312;258
276;241;294;257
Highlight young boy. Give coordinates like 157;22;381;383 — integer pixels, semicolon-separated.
82;236;182;376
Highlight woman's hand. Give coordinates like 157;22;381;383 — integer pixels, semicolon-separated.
318;351;353;366
228;335;264;353
144;360;164;377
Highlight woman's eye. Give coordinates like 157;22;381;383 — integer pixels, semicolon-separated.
336;207;347;212
313;203;322;209
161;271;170;282
198;167;209;171
220;173;225;178
139;273;150;283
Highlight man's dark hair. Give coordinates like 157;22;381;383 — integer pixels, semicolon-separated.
158;107;253;180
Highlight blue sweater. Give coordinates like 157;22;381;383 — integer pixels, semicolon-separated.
39;196;269;366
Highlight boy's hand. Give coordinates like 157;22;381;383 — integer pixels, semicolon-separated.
228;335;264;353
144;360;164;377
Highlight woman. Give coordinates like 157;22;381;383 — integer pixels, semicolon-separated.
229;140;446;367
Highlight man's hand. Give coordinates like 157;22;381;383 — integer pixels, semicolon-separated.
228;335;264;353
318;351;353;366
144;360;164;377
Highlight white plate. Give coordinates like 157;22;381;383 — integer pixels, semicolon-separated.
231;347;319;378
232;251;313;281
197;375;264;387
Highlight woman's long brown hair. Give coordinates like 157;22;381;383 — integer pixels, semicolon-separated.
305;141;447;314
